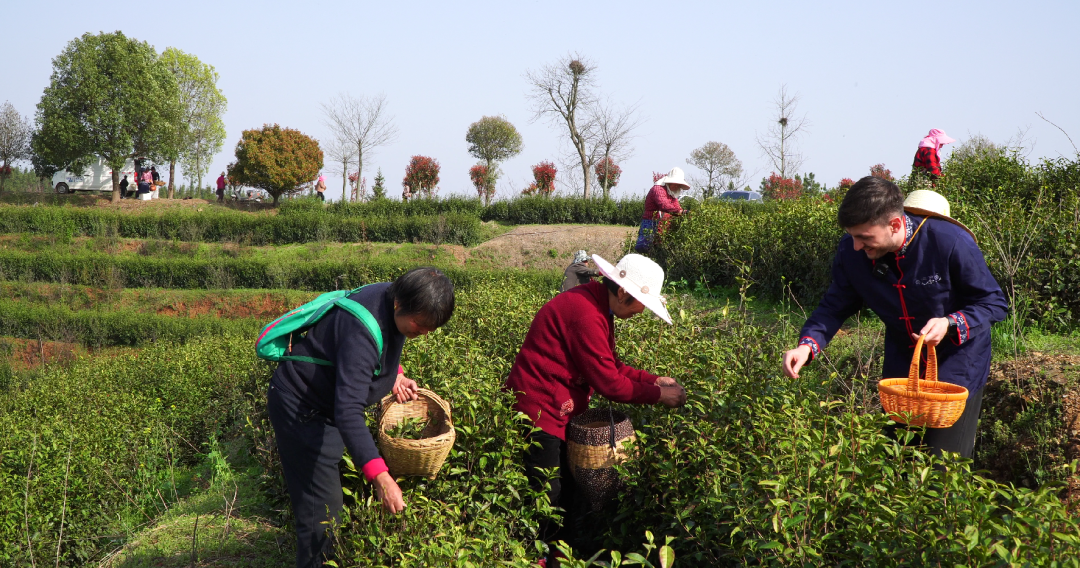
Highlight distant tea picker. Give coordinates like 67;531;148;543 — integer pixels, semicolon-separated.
635;167;688;253
912;128;956;183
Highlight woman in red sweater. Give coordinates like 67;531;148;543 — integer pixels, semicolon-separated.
505;253;686;564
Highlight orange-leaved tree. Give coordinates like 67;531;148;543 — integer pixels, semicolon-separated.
230;124;323;204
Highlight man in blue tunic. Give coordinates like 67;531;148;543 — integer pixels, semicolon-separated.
782;177;1008;458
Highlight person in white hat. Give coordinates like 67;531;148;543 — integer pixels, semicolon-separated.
504;253;686;565
781;176;1007;460
635;167;689;253
560;249;599;293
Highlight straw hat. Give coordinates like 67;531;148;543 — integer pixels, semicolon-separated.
903;190;976;243
592;253;672;324
657;167;690;191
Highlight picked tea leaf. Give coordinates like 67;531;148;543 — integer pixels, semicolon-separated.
387;415;430;440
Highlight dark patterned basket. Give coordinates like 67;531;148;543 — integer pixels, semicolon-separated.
566;407;636;510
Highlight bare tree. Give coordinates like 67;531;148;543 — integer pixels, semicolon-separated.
323;136;355;198
686;141;745;199
0;101;32;194
585;99;642;199
526;54;598;198
321;93;397;201
756;85;809;180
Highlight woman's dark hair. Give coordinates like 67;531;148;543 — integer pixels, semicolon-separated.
836;176;904;228
389;267;455;328
600;276;635;305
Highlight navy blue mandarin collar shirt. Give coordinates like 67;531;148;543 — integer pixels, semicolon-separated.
271;282;404;467
799;215;1009;395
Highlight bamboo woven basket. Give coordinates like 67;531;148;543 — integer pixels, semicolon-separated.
566;407;637;510
878;335;967;428
377;388;455;479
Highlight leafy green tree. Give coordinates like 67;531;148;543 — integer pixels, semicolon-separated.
32;32;180;202
0;101;32;195
230;124;323;205
465;115;523;203
160;47;227;198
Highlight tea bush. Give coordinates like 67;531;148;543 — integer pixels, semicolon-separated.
0;207;484;246
0;298;260;347
482;195;644;225
0;336;268;565
4;277;1079;566
0;250;562;292
281;195;485;217
653;199;842;307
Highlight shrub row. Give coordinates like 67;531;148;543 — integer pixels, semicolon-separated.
481;195;644;225
0;299;260;347
0;336;269;565
0;250;562;293
285;194;647;225
0;207;483;246
280;195;485;217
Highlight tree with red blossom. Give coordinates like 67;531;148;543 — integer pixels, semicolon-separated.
469;164;496;205
403;155;439;199
527;161;557;196
594;157;621;192
869;163;894;181
823;177;854;204
759;172;804;201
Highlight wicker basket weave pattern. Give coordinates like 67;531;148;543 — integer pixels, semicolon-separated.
878;335;968;428
566;408;636;510
377;388;455;479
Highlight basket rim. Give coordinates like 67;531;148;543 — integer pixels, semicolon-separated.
879;378;968;401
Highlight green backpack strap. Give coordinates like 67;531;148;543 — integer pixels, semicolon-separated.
262;288;385;373
333;297;384;375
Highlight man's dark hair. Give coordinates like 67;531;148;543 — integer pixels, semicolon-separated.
389;267;455;328
837;176;904;228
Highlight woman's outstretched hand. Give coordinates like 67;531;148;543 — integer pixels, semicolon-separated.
658;385;687;408
373;471;405;514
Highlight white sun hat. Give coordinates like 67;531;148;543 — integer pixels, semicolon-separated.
903;189;976;243
592;253;672;324
657;167;690;190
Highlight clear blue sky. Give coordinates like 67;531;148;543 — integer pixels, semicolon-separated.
4;0;1078;201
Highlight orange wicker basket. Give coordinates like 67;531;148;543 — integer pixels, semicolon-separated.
878;335;967;428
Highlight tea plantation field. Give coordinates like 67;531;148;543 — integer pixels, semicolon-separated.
1;189;1079;567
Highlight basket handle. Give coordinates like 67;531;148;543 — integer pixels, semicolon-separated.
905;335;938;393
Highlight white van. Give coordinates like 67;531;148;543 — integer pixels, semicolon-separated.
52;158;137;193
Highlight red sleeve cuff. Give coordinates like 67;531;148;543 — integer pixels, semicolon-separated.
362;457;389;481
398;365;404;375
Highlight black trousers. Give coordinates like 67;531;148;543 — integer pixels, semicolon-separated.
885;385;985;459
268;383;345;568
317;192;325;201
524;430;594;562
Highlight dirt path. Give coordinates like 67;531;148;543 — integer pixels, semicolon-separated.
466;224;636;271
